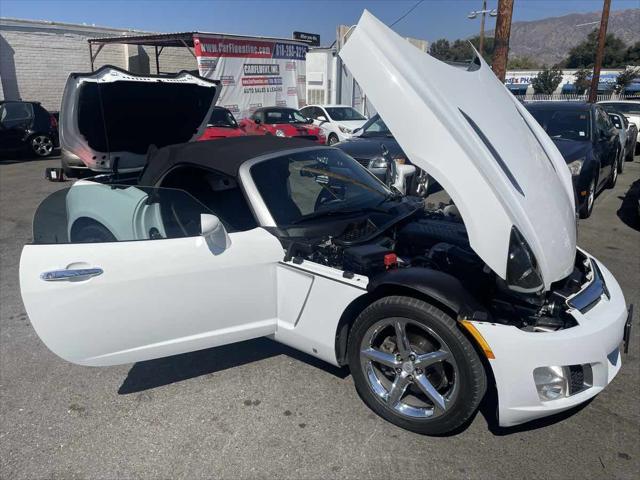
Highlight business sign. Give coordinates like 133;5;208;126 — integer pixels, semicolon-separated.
293;31;320;47
194;35;308;119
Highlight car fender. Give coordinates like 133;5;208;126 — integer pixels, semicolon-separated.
366;267;486;318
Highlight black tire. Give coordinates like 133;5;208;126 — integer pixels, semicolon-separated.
607;157;618;188
617;153;625;173
578;175;596;219
625;146;634;162
327;133;339;145
347;295;486;435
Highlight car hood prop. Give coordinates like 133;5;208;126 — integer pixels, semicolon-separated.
339;11;577;289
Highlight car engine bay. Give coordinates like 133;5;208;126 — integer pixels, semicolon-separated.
278;200;590;333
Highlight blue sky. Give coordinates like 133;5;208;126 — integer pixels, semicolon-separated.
1;0;638;43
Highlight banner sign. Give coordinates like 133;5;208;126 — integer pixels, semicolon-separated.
194;35;308;119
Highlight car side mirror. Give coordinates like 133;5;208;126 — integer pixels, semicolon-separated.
201;213;231;254
317;115;327;122
254;118;261;124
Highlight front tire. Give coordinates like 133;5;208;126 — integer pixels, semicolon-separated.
327;133;339;145
579;176;596;219
607;157;618;188
347;296;486;435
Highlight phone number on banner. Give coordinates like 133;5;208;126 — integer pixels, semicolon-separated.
273;43;307;60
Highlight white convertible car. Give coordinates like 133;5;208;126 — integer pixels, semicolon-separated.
20;12;632;435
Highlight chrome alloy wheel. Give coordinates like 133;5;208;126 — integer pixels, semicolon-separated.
359;317;459;419
31;135;53;156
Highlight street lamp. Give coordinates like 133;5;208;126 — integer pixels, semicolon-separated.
468;1;497;56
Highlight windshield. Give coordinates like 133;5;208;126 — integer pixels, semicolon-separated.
264;109;308;124
527;108;591;141
251;148;391;226
208;108;237;128
325;107;366;121
600;103;640;115
360;115;392;137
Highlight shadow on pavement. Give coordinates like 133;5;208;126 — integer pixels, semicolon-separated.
617;178;640;232
118;337;350;394
0;150;61;165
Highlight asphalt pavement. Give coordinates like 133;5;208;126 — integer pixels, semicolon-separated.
1;153;638;479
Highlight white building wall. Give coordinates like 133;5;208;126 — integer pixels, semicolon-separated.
0;18;196;111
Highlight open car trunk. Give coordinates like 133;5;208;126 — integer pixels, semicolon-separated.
339;11;577;290
60;66;220;173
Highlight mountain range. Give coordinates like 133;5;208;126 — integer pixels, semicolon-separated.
486;8;640;66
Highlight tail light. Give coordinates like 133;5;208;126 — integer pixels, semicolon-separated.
49;114;58;129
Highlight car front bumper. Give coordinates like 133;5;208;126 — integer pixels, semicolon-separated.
471;253;629;427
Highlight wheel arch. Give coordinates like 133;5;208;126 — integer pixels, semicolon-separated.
334;268;488;366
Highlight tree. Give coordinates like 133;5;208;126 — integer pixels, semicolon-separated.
573;68;591;94
625;41;640;64
564;30;627;68
532;65;564;94
429;36;494;64
507;56;538;69
429;39;452;61
615;67;640;93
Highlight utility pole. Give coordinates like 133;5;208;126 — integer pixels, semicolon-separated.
479;0;487;55
467;1;497;57
588;0;611;103
491;0;514;82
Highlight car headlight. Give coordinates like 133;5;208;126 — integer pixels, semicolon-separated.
506;226;544;294
533;366;568;401
338;125;353;134
566;158;585;176
368;156;389;169
275;129;286;137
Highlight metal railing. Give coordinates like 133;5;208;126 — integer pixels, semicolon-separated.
512;93;640;102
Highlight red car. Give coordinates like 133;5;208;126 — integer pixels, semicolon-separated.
238;107;325;144
198;106;246;141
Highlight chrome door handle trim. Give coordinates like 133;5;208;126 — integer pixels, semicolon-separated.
41;268;104;281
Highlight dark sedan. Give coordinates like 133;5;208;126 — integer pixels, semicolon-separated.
525;102;620;218
334;114;429;195
0;100;59;157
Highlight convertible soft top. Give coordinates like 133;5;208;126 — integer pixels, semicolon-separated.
139;136;319;185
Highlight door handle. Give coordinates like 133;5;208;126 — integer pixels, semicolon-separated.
40;268;103;282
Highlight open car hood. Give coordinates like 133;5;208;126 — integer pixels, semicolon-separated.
60;66;220;173
340;11;577;289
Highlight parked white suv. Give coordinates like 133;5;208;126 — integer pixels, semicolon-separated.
20;11;632;436
300;104;368;145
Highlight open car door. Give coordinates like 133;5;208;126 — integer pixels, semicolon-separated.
19;183;283;366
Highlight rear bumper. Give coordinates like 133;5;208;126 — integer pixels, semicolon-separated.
472;253;628;427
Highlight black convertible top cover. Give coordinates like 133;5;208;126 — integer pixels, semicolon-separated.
139;136;320;185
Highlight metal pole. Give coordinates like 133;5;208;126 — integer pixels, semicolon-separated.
479;0;487;56
89;42;94;72
491;0;514;82
588;0;611;103
155;46;160;74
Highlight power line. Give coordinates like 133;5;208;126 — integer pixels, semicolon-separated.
389;0;426;27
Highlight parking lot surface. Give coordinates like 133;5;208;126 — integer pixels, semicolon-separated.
1;154;639;479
